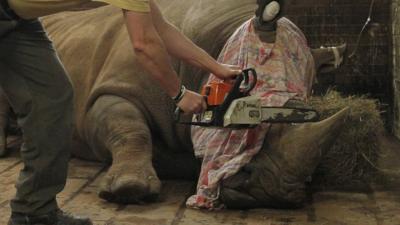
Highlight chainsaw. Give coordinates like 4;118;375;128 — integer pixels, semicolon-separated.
175;68;320;128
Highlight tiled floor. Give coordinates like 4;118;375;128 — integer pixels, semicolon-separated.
1;136;399;225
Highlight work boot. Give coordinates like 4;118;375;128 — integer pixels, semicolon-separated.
8;209;93;225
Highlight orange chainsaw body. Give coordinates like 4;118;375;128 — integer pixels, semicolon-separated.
201;81;233;106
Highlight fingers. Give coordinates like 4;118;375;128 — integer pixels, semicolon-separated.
201;99;207;112
215;63;242;80
224;64;241;71
231;68;242;76
176;90;207;115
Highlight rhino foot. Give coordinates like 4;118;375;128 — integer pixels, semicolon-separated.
98;161;161;204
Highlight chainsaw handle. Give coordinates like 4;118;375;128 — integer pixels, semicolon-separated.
174;96;208;123
174;69;256;126
241;68;257;95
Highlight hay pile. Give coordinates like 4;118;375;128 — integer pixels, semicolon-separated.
309;90;384;188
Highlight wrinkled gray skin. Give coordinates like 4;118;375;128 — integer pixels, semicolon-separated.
0;0;348;208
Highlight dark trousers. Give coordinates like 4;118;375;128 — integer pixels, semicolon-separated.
0;2;74;216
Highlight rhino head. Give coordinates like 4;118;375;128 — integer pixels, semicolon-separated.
221;107;350;209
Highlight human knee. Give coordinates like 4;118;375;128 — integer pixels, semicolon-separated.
43;78;74;115
25;79;74;134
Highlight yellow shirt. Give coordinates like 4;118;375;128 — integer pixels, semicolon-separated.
8;0;150;19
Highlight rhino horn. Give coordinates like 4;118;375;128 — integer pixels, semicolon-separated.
266;107;350;180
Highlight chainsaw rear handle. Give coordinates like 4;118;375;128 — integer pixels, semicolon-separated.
219;68;258;110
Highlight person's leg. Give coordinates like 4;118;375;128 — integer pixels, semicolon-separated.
0;19;73;215
0;18;91;224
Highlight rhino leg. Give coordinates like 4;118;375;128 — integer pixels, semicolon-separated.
312;43;347;74
221;107;350;209
0;88;10;157
84;95;161;204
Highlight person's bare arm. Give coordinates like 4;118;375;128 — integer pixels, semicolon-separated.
123;10;178;96
123;10;206;113
149;0;241;79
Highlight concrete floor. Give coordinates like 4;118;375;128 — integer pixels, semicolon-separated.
1;136;400;225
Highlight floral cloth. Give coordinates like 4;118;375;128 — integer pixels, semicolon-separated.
186;17;315;209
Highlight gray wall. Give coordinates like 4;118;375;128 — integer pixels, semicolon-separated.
285;0;392;129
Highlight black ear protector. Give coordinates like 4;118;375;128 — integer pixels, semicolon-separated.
263;1;281;21
254;0;283;31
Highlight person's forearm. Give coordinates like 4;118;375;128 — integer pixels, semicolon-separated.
148;1;223;75
124;11;180;97
134;33;180;97
157;23;223;75
149;0;240;80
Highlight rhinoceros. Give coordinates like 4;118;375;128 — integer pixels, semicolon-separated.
0;0;348;208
